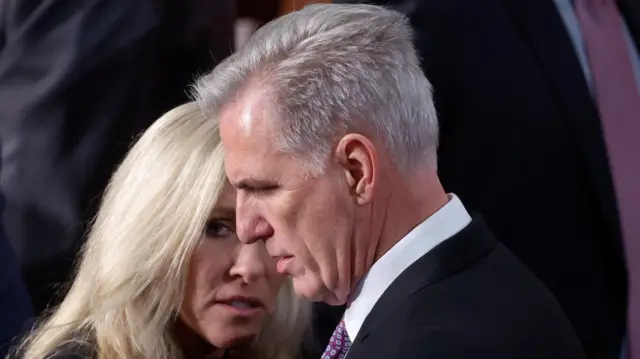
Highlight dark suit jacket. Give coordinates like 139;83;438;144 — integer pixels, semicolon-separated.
347;215;585;359
334;1;636;357
0;0;234;314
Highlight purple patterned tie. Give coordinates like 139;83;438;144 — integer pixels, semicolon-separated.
321;320;352;359
575;0;640;357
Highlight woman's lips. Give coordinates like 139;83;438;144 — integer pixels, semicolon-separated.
216;302;264;316
215;296;265;317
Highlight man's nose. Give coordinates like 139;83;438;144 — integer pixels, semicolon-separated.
229;242;269;283
236;199;274;244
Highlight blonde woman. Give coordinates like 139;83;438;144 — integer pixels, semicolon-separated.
10;102;310;359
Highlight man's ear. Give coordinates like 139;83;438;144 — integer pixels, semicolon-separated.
335;133;377;205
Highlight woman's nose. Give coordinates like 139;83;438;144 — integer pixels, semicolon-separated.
228;242;270;283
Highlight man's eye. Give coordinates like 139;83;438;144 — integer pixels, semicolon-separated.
235;180;279;197
252;185;278;196
205;220;234;238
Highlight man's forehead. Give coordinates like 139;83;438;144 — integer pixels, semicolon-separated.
221;117;277;158
219;87;284;181
225;149;261;173
223;132;280;183
220;84;275;137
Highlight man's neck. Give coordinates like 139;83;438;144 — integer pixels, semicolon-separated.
351;170;448;290
378;176;447;261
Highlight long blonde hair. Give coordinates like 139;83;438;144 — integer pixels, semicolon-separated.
13;102;310;359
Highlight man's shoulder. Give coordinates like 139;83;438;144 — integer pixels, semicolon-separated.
351;283;585;359
349;322;585;359
403;242;572;326
395;214;558;311
350;242;585;358
394;325;585;359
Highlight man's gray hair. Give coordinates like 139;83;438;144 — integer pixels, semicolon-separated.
194;3;438;173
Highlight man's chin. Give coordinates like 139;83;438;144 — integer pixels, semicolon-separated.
321;294;347;306
292;277;342;304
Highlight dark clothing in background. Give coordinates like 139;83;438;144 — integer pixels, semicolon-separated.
0;0;235;314
334;0;637;358
237;0;280;25
0;165;33;357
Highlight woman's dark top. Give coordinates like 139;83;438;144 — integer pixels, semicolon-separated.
42;342;96;359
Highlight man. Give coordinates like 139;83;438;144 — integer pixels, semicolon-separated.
332;0;638;358
0;0;234;314
195;4;587;358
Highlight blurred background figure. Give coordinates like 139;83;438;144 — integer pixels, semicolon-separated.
236;0;279;49
0;228;32;358
235;0;332;48
334;0;639;358
0;143;33;357
0;0;235;315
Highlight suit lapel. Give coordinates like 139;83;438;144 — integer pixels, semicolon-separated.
350;215;497;348
501;0;622;250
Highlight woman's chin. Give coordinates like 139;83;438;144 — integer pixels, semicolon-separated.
206;330;259;349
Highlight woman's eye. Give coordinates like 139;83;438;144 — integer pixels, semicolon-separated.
205;220;234;238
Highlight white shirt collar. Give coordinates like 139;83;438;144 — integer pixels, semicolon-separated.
343;194;472;340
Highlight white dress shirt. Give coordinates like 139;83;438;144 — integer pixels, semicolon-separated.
343;194;472;341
